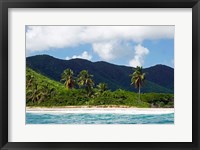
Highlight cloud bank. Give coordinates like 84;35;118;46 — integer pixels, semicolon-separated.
65;51;92;60
26;26;174;67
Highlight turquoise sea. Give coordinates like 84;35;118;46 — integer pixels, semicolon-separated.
26;112;174;124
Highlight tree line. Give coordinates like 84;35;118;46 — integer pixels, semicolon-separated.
61;66;145;100
61;69;108;97
26;67;174;108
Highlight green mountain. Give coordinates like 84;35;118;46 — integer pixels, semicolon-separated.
26;55;174;93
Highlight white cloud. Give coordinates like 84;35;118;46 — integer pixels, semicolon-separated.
92;42;116;61
135;44;149;56
93;43;113;61
129;56;142;67
129;44;149;67
26;26;83;51
26;26;174;64
65;56;70;60
92;41;133;61
66;51;92;60
26;26;174;52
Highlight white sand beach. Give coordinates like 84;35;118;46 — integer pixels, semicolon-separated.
26;106;174;115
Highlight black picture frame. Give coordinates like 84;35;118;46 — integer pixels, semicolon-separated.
0;0;199;149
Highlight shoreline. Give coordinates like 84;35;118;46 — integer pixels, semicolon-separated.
26;106;174;114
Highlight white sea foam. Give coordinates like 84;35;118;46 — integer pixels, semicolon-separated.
26;108;174;115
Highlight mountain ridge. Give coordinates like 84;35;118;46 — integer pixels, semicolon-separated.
27;54;173;69
26;54;174;93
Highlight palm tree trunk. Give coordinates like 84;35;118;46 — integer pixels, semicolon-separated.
66;84;69;90
138;86;140;101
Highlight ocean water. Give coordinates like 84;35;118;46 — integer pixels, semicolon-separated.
26;112;174;124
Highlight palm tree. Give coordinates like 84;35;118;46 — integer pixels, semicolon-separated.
130;66;145;101
26;82;40;103
61;69;75;90
77;70;94;96
26;75;36;88
96;83;108;94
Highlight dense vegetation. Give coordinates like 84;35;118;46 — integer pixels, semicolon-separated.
26;55;174;93
26;67;174;108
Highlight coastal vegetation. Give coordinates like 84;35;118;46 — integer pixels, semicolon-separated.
26;67;174;108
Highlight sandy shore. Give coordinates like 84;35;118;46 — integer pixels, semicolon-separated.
26;106;174;114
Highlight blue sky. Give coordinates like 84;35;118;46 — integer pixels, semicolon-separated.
26;26;174;68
